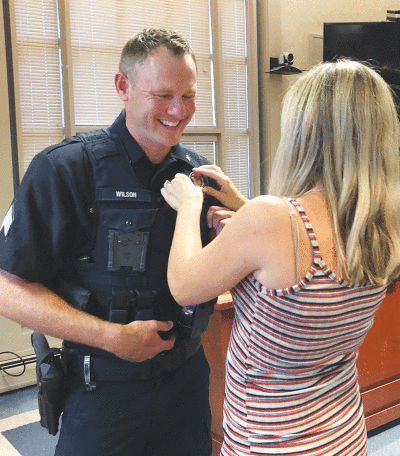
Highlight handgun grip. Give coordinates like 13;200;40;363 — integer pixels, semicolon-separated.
31;332;51;364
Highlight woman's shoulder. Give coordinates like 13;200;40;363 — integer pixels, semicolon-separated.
234;195;292;235
240;195;289;218
232;195;305;288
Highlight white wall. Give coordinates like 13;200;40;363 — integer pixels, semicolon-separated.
280;0;398;71
259;0;400;190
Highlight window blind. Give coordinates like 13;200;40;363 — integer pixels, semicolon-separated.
220;0;249;193
11;0;257;197
13;0;63;171
68;0;214;128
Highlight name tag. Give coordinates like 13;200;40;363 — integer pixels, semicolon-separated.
99;188;152;203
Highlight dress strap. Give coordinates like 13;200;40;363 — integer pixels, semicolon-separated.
287;198;321;257
283;199;300;283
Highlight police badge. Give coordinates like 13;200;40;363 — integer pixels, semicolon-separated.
189;172;205;188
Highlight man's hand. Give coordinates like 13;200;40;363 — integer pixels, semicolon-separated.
207;205;235;239
109;320;175;362
0;269;175;364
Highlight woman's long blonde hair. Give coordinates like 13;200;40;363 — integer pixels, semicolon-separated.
269;60;400;286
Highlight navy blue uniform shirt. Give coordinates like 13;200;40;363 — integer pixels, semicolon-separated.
0;111;216;286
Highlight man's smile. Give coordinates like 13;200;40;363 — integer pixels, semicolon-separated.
160;120;181;127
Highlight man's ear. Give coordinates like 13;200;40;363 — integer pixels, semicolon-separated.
115;72;130;101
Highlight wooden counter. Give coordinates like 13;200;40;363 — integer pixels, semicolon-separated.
202;282;400;455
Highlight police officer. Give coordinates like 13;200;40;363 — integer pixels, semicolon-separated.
0;28;218;456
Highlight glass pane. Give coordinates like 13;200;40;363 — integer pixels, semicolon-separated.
72;50;123;125
224;133;249;196
13;0;63;173
180;141;216;165
69;0;214;127
17;46;63;131
11;0;254;196
220;0;249;197
22;133;64;171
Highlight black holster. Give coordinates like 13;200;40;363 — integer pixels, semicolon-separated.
31;332;67;436
176;302;215;340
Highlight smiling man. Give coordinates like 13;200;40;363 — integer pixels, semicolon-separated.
117;45;197;162
0;29;217;456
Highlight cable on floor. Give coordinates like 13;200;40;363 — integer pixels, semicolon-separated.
0;351;27;377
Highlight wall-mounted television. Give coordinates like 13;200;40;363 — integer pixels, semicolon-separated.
323;21;400;68
324;21;400;115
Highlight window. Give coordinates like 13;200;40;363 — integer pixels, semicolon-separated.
9;0;260;197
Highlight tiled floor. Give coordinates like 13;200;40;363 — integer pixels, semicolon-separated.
0;386;58;455
368;419;400;455
0;385;400;455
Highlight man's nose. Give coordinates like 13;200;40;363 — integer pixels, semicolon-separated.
167;97;186;117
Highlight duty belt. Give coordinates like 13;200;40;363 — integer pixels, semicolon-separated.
66;336;202;390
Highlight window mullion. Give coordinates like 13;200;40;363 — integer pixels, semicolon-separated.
58;0;75;138
209;0;226;170
185;126;222;135
7;1;24;182
246;0;260;198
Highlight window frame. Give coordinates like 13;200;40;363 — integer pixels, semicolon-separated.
8;0;260;198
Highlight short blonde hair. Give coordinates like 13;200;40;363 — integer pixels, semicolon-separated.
269;60;400;286
119;28;196;83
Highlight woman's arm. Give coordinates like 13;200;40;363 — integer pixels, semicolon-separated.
162;175;285;306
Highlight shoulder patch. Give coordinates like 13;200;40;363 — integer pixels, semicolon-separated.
0;203;14;237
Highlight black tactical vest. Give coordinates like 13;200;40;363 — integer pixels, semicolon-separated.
57;128;214;341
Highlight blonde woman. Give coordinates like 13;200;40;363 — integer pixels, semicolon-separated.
161;60;400;455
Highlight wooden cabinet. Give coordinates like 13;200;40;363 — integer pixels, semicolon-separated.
357;280;400;430
202;283;400;455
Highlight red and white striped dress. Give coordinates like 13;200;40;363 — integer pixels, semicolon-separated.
221;199;387;456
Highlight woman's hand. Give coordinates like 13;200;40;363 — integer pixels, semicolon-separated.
192;165;249;211
206;206;235;239
161;173;204;212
